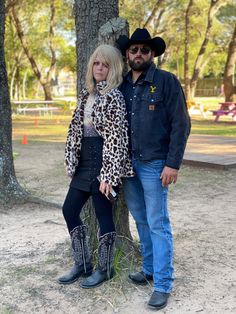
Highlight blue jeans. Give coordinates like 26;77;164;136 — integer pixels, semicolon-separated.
123;159;174;293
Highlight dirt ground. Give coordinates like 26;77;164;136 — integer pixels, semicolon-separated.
0;141;235;314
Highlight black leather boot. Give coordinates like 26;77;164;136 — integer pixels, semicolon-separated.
58;225;93;284
80;231;116;289
129;271;153;285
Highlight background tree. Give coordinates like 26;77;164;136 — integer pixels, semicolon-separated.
189;0;229;98
5;0;75;100
9;0;57;100
0;0;27;205
120;0;234;96
184;0;194;100
223;22;236;101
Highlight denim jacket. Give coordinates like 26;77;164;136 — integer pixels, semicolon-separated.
120;63;191;169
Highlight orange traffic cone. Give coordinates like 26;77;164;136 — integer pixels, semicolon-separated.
22;134;28;145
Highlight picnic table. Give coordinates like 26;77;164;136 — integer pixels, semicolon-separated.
187;100;208;118
212;102;236;122
11;100;60;116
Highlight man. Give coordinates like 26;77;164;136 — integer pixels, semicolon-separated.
117;28;191;310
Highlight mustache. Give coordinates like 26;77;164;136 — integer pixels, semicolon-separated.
134;57;144;62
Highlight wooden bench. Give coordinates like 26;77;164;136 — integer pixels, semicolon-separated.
12;100;60;116
212;102;236;122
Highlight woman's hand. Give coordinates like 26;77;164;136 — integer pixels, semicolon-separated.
99;181;112;197
65;166;72;179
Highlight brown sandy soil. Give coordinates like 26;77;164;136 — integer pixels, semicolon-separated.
0;141;235;314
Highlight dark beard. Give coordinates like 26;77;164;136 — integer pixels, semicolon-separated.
128;59;152;71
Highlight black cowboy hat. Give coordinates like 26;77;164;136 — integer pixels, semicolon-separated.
116;28;166;57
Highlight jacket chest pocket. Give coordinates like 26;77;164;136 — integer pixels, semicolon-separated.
141;94;163;113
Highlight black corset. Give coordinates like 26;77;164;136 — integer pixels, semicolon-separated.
70;136;103;192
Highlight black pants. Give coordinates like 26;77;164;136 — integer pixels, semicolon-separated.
62;186;115;236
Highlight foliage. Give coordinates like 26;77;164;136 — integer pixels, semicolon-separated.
5;0;75;98
3;0;236;95
120;0;235;80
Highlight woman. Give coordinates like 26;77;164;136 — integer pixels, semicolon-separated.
58;44;134;289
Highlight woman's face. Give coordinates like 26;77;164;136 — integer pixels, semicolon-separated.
93;56;109;83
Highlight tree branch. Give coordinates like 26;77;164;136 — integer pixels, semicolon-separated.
143;0;165;29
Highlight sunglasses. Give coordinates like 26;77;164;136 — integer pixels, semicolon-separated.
128;46;152;55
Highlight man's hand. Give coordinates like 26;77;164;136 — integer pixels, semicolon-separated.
160;166;178;187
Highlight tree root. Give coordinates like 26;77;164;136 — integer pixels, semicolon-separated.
0;190;61;209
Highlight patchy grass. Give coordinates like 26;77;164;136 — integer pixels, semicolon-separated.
191;117;236;137
7;265;38;280
195;96;224;111
12;114;71;143
12;96;235;143
0;306;15;314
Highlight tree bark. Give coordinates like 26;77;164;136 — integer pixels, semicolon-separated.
85;18;133;250
0;0;27;205
74;0;118;93
223;23;236;101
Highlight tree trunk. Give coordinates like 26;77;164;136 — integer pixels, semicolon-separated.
74;0;119;93
22;69;27;99
184;0;194;101
75;0;133;251
0;0;27;205
223;23;236;101
88;18;133;251
190;0;228;98
15;64;20;100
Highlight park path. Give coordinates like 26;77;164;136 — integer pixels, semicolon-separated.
184;134;236;169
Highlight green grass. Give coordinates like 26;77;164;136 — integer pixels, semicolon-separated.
190;97;236;137
13;152;19;159
8;265;37;280
191;117;236;137
0;307;15;314
195;96;224;111
13;114;71;142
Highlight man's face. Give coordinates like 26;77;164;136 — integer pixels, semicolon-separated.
126;44;154;71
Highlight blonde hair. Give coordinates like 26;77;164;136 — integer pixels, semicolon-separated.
85;44;123;94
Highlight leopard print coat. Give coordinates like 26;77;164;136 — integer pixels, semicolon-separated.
64;81;134;186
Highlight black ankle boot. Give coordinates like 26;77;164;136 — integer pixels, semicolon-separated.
80;232;116;289
58;225;93;285
58;263;93;285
